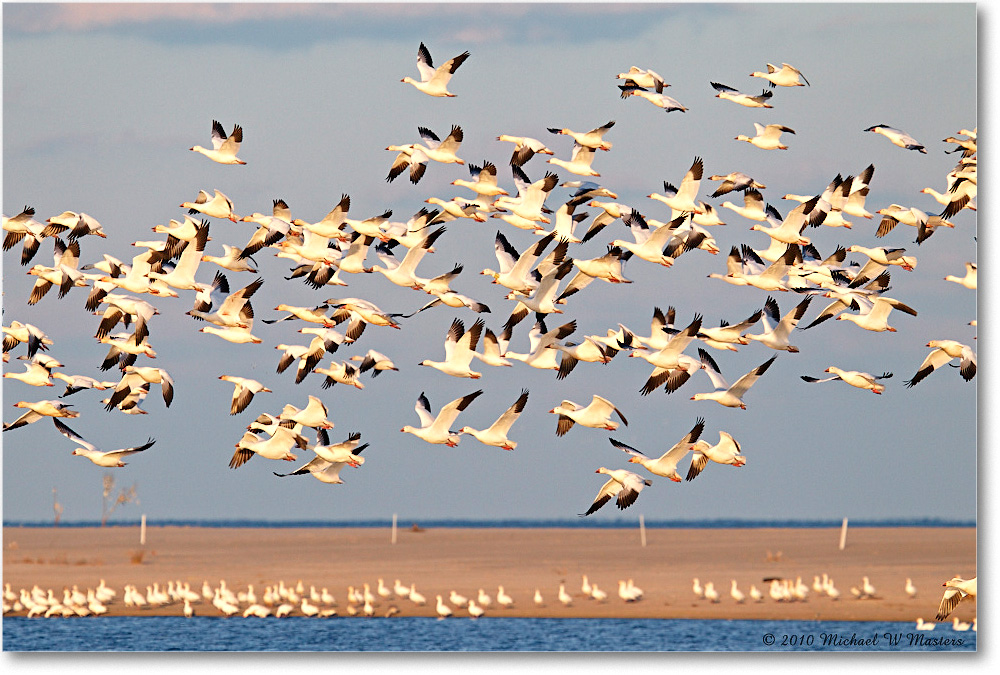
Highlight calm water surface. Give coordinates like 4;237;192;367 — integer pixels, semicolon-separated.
2;617;977;652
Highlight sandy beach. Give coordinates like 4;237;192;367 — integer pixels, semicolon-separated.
2;525;976;622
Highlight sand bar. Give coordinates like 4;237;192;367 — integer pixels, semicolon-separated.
2;525;976;622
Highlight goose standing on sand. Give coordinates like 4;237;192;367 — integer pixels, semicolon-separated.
550;394;628;436
580;467;651;516
459;389;529;450
750;62;810;87
401;42;470;97
935;576;976;621
401;390;484;446
496;586;514;607
864;124;927;153
611;417;703;482
801;367;893;394
53;419;155;467
189;120;245;164
905;578;918;599
558;584;573;606
691;349;777;409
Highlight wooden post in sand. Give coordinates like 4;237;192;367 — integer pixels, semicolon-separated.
839;517;848;550
140;514;147;546
639;514;647;547
391;513;398;545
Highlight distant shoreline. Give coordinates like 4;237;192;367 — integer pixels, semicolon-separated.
1;517;978;529
3;525;976;622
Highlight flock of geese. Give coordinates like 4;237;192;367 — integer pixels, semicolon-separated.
3;572;975;626
2;41;977;617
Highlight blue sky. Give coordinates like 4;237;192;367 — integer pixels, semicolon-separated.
2;2;981;525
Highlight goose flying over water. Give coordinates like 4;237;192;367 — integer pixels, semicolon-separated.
53;419;155;467
691;349;777;409
580;467;651;516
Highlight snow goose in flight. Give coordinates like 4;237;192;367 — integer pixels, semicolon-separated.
309;429;367;467
52;373;116;398
629;312;704;395
801;367;893;394
904;340;976;387
424;197;486;223
291;194;351;241
404;289;491;318
97;331;157;371
935;576;976;621
187;273;263;328
494;165;559;224
410;125;466;168
548;120;615;151
698;308;765;350
502;259;575;331
419;318;484;379
473;328;512;368
503;318;576;371
547;141;601;177
550;394;628;436
691;348;777;409
104;366;174;410
4;205;65;266
350;349;399;377
94;294;159;344
147;221;210;291
846;244;916;272
401;390;484;446
686;431;746;481
611;417;704;482
181;189;239;222
720;189;778;223
26;239;86;305
944;262;976;290
201;244;258;273
325;297;402;330
53;419;154;467
744;295;812;353
554;337;617;380
616;66;668;91
864;124;926;153
496;134;555;166
451;161;509;197
218;375;272;415
401;42;470;97
373;226;448;289
727;244;798;292
610;211;680;268
314;360;364;390
3;400;79;431
279;395;334;429
47;210;107;240
3;360;56;388
750;62;810;87
647;157;705;214
875;204;954;244
385;143;426;184
835;296;918;332
190;120;245;164
711;82;773;107
736;123;795;150
580;467;651;516
230;426;309;469
556;246;632;304
708;172;766;198
618;82;687;112
459;389;529;450
751;197;816;246
3;320;53;359
481;231;558;295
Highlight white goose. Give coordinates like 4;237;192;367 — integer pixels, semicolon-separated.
904;340;976;387
547;120;615;151
736;123;795;150
618;81;688;112
686;431;746;480
750;62;810;87
801;367;893;394
647;157;704;214
53;419;155;467
218;375;272;415
611;417;703;482
550;393;628;436
711;82;773;107
835;296;918;333
189;120;245;164
401;42;470;97
401;390;484;446
4;399;80;431
580;467;651;516
496;134;555;166
459;389;529;450
230;426;308;469
181;188;239;222
419;317;484;379
745;295;812;353
493;165;558;224
481;231;559;295
691;349;777;409
864;124;926;153
497;586;514;607
935;576;976;620
547;141;601;177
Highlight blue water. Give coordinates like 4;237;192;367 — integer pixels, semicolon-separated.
1;617;976;652
1;518;976;529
